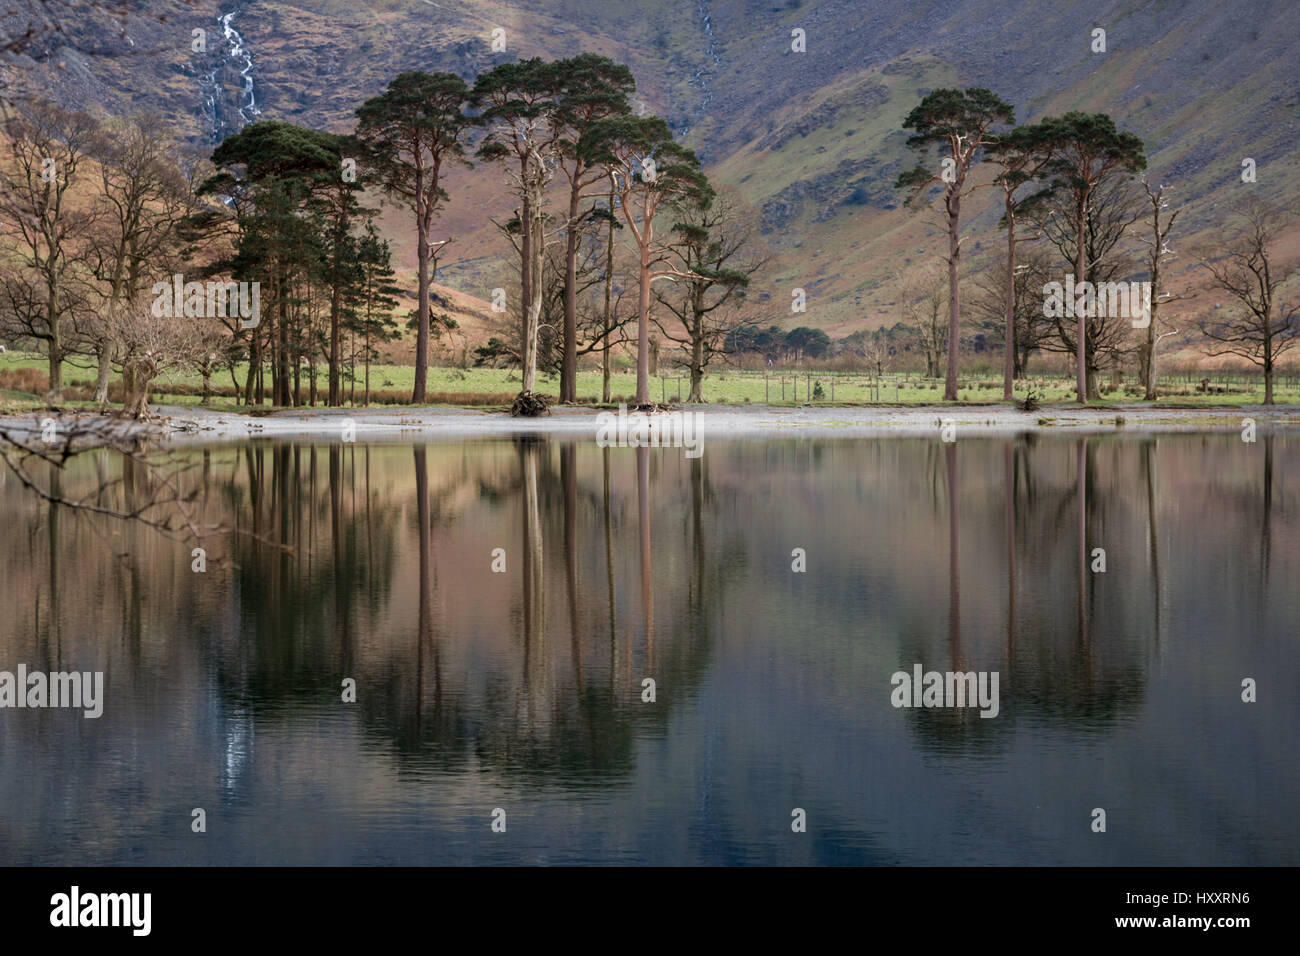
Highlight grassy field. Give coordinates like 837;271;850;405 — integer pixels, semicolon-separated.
2;350;1299;411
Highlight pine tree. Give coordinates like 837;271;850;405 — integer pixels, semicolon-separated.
349;219;401;406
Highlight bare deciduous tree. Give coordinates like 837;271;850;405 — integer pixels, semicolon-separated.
0;100;100;397
111;294;226;418
1136;177;1190;400
1197;201;1299;405
1034;176;1145;396
651;189;766;402
974;246;1054;377
88;113;203;403
900;265;949;379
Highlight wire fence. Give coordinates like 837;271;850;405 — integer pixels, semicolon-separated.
652;366;1300;404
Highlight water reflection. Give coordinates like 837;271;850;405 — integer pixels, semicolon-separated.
0;434;1296;865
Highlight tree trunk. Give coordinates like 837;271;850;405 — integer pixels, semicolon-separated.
269;275;279;404
46;286;62;398
1143;297;1159;401
636;241;650;406
94;338;114;404
689;366;704;403
228;362;243;406
245;331;258;406
277;272;291;407
602;184;615;405
122;357;156;418
413;211;431;404
1003;203;1016;401
329;281;342;406
521;200;544;395
561;184;581;403
95;265;128;404
945;196;961;401
1074;195;1089;405
689;313;704;402
47;345;61;398
519;180;534;395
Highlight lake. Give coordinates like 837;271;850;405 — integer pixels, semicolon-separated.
0;433;1295;865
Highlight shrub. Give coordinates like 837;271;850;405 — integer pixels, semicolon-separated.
372;389;516;407
62;382;126;402
0;367;50;395
151;381;237;399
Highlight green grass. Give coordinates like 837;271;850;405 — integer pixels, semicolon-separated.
3;350;1299;410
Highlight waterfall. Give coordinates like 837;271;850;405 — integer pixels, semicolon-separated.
678;0;724;140
219;10;262;128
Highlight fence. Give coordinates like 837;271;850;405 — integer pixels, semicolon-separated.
652;367;1300;405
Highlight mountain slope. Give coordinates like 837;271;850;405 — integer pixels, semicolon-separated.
6;0;1299;341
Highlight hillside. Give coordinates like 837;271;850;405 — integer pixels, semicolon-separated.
5;0;1299;343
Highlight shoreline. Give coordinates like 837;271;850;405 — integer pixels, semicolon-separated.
1;402;1289;447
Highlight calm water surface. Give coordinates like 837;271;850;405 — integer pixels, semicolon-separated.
0;434;1296;865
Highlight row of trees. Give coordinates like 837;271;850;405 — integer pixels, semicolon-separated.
0;107;212;409
0;54;768;413
348;56;763;408
897;89;1297;404
4;71;1293;411
199;119;408;407
0;102;410;410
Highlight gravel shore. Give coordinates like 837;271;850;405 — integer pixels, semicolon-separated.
152;403;1300;444
4;403;1297;448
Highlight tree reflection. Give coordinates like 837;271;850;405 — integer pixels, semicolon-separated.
1004;441;1017;668
7;433;1271;804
